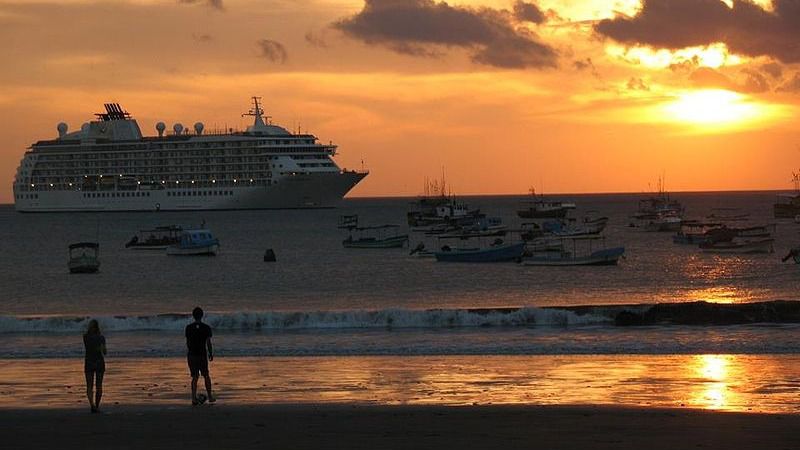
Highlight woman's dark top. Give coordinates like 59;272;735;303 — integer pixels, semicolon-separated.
83;333;106;372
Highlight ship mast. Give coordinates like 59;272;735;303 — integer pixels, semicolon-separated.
242;96;271;128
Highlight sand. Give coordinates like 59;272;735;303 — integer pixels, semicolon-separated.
2;404;799;450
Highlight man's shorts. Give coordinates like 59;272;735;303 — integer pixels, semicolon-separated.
187;354;209;378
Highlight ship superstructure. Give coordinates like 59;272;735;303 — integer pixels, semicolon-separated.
13;98;367;212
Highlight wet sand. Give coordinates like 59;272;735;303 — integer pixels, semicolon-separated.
2;404;800;450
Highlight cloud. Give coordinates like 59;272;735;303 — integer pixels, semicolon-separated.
178;0;224;11
688;67;770;93
332;0;557;69
761;62;783;79
304;31;329;49
778;73;800;92
192;33;213;43
514;1;545;24
257;39;288;64
595;0;800;64
626;77;649;91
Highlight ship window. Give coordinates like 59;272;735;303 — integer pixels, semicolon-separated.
147;192;150;197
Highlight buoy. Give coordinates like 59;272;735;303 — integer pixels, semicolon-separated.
263;249;276;262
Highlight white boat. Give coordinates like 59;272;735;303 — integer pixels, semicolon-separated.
166;229;219;256
68;242;100;273
521;236;625;266
13;98;366;212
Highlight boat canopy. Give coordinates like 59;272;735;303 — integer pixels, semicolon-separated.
69;242;99;250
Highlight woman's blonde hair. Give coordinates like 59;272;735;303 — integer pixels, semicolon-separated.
86;319;100;335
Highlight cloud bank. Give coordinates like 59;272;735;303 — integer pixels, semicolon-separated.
333;0;557;69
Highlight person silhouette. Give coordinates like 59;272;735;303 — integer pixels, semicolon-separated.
83;319;106;413
185;307;215;405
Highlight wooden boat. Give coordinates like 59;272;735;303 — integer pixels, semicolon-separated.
700;238;774;254
516;189;576;219
68;242;100;273
643;212;682;232
125;225;182;250
340;215;408;249
521;236;625;266
166;229;219;256
434;237;525;263
672;221;722;245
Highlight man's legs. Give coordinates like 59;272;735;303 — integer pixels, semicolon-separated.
203;373;215;402
85;371;95;411
191;375;199;403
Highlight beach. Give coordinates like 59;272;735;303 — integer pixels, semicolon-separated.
3;404;800;450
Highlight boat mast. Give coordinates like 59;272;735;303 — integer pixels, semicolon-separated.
242;96;271;127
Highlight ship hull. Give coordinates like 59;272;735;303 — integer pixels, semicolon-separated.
15;171;367;212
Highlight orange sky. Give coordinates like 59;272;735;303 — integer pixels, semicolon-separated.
1;0;799;203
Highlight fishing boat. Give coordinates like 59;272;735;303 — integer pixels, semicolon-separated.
774;173;800;218
516;189;576;219
166;229;219;256
434;236;525;263
521;236;625;266
700;238;774;254
706;208;750;222
672;221;721;245
642;212;682;232
125;225;182;250
340;215;408;249
68;242;100;273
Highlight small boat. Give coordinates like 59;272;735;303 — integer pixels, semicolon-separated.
166;229;219;256
340;215;408;249
516;189;576;219
125;225;182;250
642;212;682;232
672;221;722;245
434;237;525;263
68;242;100;273
700;238;774;254
706;208;750;222
521;236;624;266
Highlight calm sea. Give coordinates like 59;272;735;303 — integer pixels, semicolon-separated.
1;191;800;358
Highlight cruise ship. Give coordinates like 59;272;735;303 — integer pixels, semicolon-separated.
13;98;367;212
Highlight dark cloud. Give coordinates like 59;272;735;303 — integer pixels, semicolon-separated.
740;68;769;93
514;1;546;24
178;0;224;11
304;31;329;49
595;0;800;64
332;0;557;69
626;77;650;91
689;67;736;90
257;39;288;64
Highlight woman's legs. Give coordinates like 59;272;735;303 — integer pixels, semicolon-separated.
85;370;95;411
94;371;104;411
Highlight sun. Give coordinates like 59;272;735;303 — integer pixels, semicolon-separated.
662;89;761;127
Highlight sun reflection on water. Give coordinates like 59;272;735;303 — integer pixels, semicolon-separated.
690;355;736;410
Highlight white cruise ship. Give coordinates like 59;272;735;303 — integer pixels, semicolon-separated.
13;98;367;212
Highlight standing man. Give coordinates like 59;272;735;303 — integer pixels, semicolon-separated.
186;307;216;405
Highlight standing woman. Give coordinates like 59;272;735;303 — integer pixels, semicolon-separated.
83;319;107;413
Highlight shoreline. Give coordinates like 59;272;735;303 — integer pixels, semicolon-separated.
2;404;799;450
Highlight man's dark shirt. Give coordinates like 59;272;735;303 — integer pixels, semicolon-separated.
185;322;212;357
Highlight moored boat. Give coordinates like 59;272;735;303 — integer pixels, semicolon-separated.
68;242;100;273
166;229;219;256
125;225;182;250
516;189;576;219
434;237;525;263
700;238;774;254
340;215;408;248
521;236;624;266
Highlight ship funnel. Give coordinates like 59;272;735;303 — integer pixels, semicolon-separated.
194;122;204;135
173;123;184;135
57;122;68;138
156;122;166;137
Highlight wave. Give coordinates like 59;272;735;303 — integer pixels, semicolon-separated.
2;301;799;334
0;307;609;334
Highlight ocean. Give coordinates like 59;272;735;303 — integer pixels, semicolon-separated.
2;191;800;411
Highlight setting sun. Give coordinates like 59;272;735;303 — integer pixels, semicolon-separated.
662;90;763;127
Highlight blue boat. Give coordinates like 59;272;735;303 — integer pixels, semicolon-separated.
434;240;525;263
166;229;219;256
521;236;625;266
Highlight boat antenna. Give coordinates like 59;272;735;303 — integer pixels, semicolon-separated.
242;96;270;127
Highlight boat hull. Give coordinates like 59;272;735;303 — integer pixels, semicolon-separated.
700;239;774;254
166;243;219;256
342;235;409;249
435;242;525;263
517;209;568;219
15;172;366;212
522;247;625;266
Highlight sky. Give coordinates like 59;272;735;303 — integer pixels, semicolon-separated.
1;0;800;201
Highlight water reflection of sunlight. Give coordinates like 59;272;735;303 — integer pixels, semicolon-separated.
685;286;751;304
692;355;732;410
